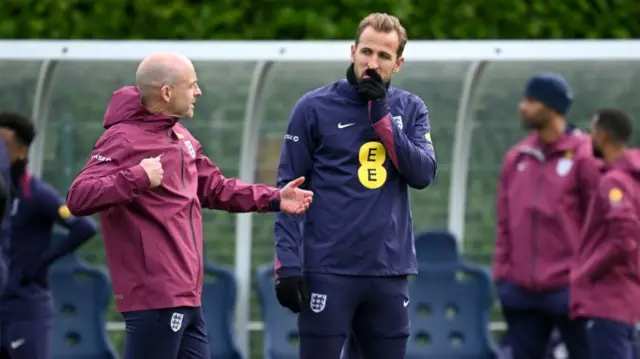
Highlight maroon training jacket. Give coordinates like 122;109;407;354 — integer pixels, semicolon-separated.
571;149;640;324
66;86;281;312
493;131;600;291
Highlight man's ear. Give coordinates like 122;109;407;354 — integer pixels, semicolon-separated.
350;44;356;63
393;57;405;73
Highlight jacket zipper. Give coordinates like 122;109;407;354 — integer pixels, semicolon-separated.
530;155;545;289
166;133;202;294
177;145;202;294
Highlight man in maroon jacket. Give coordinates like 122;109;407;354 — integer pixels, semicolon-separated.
66;52;314;359
571;108;640;359
493;72;601;359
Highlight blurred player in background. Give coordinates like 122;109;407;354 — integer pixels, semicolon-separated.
274;13;437;359
0;114;12;358
571;108;640;359
66;52;313;359
0;112;97;359
493;72;600;359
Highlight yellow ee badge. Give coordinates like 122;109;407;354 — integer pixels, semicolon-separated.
358;141;387;190
58;204;72;219
608;187;623;206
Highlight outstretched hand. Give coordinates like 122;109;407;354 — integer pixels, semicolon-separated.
280;177;313;215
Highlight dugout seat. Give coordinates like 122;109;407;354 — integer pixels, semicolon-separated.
201;263;243;359
49;232;118;359
415;229;459;265
256;264;299;359
407;230;498;359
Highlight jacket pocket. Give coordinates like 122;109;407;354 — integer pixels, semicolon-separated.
138;230;160;276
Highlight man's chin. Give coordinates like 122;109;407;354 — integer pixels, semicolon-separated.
182;108;194;118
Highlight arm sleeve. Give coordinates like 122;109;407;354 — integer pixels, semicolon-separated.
0;175;7;222
493;153;513;282
66;134;151;216
273;99;315;278
581;177;639;280
0;141;12;255
577;143;602;220
370;97;437;189
196;151;281;213
34;181;97;269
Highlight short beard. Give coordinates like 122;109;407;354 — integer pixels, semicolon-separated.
522;113;549;130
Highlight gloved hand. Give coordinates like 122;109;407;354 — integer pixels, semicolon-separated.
275;275;309;313
356;69;387;101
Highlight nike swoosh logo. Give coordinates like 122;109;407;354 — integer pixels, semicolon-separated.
338;123;355;129
11;338;25;349
403;299;410;307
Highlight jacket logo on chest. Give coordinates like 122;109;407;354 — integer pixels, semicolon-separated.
556;151;574;177
10;198;18;216
184;140;196;158
392;115;403;130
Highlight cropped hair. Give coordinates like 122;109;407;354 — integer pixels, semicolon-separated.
355;13;408;58
0;112;36;146
594;108;633;144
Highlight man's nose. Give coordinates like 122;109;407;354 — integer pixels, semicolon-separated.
367;62;379;71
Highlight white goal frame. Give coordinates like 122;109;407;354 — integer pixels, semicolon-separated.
2;39;639;356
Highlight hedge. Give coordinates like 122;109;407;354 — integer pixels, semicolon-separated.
2;0;639;40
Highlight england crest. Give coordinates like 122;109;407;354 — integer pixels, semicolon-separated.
184;140;196;158
392;115;403;130
556;158;573;177
10;198;19;216
310;293;327;313
170;312;184;332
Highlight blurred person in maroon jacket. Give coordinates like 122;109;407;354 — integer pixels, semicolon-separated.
493;72;601;359
66;52;313;359
571;108;640;359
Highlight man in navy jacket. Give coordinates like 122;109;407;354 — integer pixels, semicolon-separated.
0;112;97;359
0;114;12;358
274;13;437;359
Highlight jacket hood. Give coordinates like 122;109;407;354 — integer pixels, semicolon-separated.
103;86;178;129
611;149;640;181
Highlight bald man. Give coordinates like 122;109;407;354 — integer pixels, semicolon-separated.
66;52;314;359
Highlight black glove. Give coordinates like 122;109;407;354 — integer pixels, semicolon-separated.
275;275;309;313
356;69;387;101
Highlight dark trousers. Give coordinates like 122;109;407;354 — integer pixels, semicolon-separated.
498;282;589;359
299;274;410;359
0;318;53;359
503;307;589;359
587;318;637;359
123;306;209;359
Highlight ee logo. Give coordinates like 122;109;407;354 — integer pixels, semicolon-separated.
358;141;387;189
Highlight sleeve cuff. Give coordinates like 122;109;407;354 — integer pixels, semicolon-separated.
269;190;282;211
369;99;391;124
129;165;151;191
276;266;301;278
